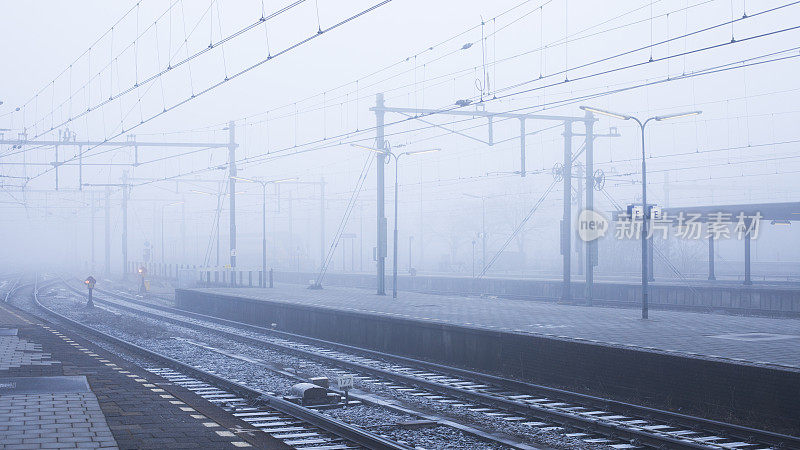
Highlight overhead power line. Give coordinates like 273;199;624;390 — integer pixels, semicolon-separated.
22;0;394;185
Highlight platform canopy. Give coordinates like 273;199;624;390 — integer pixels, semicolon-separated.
612;201;800;223
662;201;800;222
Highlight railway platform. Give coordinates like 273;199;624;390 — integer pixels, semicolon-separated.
176;284;800;430
182;283;800;369
0;302;281;449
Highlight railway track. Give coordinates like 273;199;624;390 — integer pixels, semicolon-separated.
2;273;23;302
28;276;412;450
69;279;800;450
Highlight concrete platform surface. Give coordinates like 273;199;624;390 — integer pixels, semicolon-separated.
195;283;800;370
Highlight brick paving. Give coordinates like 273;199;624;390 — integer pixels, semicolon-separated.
0;332;59;371
0;302;281;449
197;283;800;370
0;392;116;449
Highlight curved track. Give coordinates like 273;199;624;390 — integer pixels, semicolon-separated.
30;276;411;450
2;273;23;302
71;279;800;450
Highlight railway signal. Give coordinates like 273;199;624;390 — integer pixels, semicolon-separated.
84;276;96;307
137;266;148;295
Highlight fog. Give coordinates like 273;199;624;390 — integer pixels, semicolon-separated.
2;0;799;282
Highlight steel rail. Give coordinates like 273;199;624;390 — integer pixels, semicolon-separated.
2;274;24;302
58;281;544;449
78;281;800;449
34;277;409;450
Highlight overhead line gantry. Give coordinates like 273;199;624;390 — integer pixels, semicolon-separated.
370;93;601;302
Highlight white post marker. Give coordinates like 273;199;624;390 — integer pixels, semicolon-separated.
337;374;354;406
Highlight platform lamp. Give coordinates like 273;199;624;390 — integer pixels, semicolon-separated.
230;176;298;287
580;106;701;319
351;143;440;298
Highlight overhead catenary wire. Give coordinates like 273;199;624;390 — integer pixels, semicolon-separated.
6;0;800;243
87;0;699;140
10;35;792;202
24;0;308;140
20;0;395;185
2;0;728;159
23;1;185;135
127;43;800;190
11;1;144;119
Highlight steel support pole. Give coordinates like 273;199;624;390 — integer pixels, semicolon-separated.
320;178;326;272
640;121;649;319
376;93;387;295
708;234;716;281
584;113;594;304
54;145;59;191
160;207;165;266
181;199;186;262
481;198;486;273
408;236;413;273
561;122;572;302
576;164;584;277
78;146;83;190
392;159;399;298
360;202;364;272
262;183;267;288
104;187;110;275
663;173;671;264
228;121;237;285
152;204;158;267
648;237;655;281
288;190;294;272
90;191;95;271
744;221;752;285
215;193;221;267
418;170;424;273
519;119;526;177
472;241;476;278
122;171;129;279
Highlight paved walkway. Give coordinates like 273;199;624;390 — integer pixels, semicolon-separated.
196;283;800;370
0;390;117;449
0;302;271;449
0;331;58;372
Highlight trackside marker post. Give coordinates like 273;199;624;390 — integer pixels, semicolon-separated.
338;374;353;407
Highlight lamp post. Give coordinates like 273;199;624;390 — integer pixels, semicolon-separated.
161;201;184;270
231;176;297;287
351;143;440;298
580;106;701;319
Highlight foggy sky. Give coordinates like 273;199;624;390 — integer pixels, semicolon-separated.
1;0;798;278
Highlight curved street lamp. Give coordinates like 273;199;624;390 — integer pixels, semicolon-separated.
351;143;440;298
231;176;298;287
580;106;701;319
